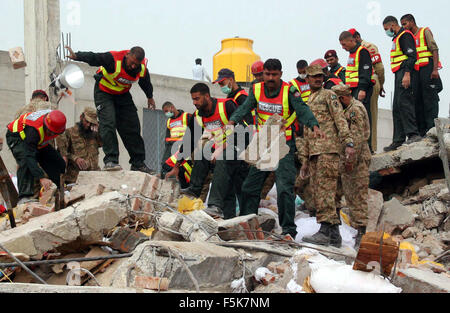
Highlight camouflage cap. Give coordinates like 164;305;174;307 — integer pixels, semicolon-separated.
306;64;325;77
331;84;352;97
83;107;98;125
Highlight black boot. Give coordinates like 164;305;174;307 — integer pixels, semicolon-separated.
329;224;342;248
336;208;342;225
354;226;367;250
303;223;332;246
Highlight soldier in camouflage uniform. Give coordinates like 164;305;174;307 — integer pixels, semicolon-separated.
56;108;102;184
299;65;355;248
295;136;315;215
15;90;57;119
332;84;371;247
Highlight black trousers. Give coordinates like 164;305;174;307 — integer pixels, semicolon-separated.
6;132;66;198
352;86;374;151
392;69;419;143
414;60;442;136
94;83;146;167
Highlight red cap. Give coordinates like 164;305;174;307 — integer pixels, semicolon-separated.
310;59;329;69
32;90;49;102
251;61;264;75
348;28;357;36
44;110;67;134
324;50;338;59
0;204;6;214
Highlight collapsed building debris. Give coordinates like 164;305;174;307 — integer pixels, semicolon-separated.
0;121;449;293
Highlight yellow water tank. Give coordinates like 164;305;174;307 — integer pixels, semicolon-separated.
213;37;261;84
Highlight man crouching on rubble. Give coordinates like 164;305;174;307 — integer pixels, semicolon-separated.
6;110;67;205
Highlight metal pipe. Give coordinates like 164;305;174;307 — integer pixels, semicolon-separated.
0;253;133;269
0;243;47;284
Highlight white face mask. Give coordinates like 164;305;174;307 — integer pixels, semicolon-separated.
299;74;307;80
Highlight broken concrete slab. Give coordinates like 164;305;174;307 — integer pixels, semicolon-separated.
179;210;219;242
379;198;415;234
110;241;242;290
418;183;446;202
370;138;439;173
70;171;152;200
395;268;450;293
0;192;127;257
0;283;153;293
367;189;384;232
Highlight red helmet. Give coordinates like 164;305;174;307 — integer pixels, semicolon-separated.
44;110;67;134
251;61;264;75
310;59;329;69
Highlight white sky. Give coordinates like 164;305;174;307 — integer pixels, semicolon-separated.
0;0;448;116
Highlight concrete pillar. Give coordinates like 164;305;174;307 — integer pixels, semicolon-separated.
23;0;60;102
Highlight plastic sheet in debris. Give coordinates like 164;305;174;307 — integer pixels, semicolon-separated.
294;249;402;293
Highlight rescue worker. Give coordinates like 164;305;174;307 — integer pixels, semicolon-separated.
227;59;324;240
65;46;155;173
290;60;311;104
339;31;376;152
160;102;193;189
15;90;57;119
401;14;443;136
6;110;67;205
167;83;247;220
310;59;343;89
56;107;102;184
349;28;386;153
324;50;346;83
332;84;371;248
382;16;422;151
251;61;265;85
212;69;253;212
298;65;355;248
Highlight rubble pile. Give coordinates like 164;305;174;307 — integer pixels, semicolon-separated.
0;126;449;293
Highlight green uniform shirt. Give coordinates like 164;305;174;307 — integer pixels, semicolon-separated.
229;81;319;141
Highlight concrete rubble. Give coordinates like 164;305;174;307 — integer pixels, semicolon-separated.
0;122;449;294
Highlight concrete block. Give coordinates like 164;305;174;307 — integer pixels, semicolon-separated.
367;189;384;232
70;171;152;200
379;198;415;234
395;268;450;293
179;210;218;242
159;212;183;232
8;47;27;69
111;241;241;290
0;192;127;257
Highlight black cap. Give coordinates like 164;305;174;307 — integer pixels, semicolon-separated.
213;68;235;84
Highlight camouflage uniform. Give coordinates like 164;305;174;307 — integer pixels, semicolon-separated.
337;97;371;228
298;88;353;225
295;137;315;212
14;99;57;120
56;108;102;184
